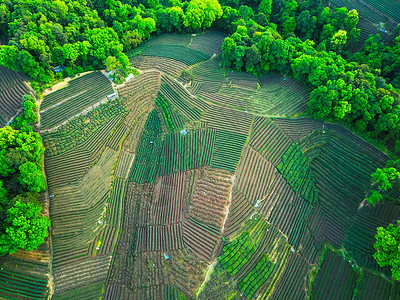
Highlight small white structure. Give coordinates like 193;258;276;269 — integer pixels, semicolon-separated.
107;92;118;100
181;129;188;135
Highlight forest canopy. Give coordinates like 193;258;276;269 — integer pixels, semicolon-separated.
0;95;49;256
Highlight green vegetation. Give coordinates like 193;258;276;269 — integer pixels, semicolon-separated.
2;0;400;297
218;232;258;276
374;221;400;280
366;159;400;205
129;110;162;183
0;95;50;256
237;255;274;298
277;143;317;205
0;0;223;93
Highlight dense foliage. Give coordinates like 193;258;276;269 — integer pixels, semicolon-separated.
220;3;400;149
366;159;400;206
0;96;50;256
0;0;222;92
374;221;400;280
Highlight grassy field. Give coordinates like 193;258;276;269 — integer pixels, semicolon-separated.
1;31;394;299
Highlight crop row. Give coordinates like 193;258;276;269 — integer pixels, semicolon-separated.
41;71;112;109
159;129;216;175
129;110;162;183
0;66;30;125
249;116;292;166
43;98;127;156
277;143;318;205
41;81;114;129
142;44;210;65
237;255;274;299
139;56;188;76
0;270;47;300
211;130;247;172
235;145;275;204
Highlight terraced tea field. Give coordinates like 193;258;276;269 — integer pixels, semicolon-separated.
0;65;33;125
2;31;398;299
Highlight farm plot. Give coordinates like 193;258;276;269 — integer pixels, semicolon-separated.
105;179;206;299
129;110;163;183
302;130;385;248
273;117;324;141
136;56;188;76
159;129;216;175
201;105;253;135
277;142;318;205
248;116;292;166
211;130;248;172
190;55;226;84
188;31;227;56
161;75;208;117
226;71;260;91
210;218;290;299
247;73;309;117
0;270;48;300
182;167;232;259
40;71;114;129
142;45;210;66
138;171;194;226
49;147;117;298
362;0;400;22
234;145;276;204
344;202;400;274
42;97;127;156
310;251;359;299
268;252;309;300
44;115;122;186
117;71;160;156
356;272;394;300
223;190;255;238
155;95;186;132
0;65;31;125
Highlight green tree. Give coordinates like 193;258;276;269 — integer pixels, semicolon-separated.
18;162;46;193
259;0;272;18
105;56;118;71
21;95;38;124
374;221;400;280
0;200;50;255
366;160;400;205
307;85;337;119
331;30;347;51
